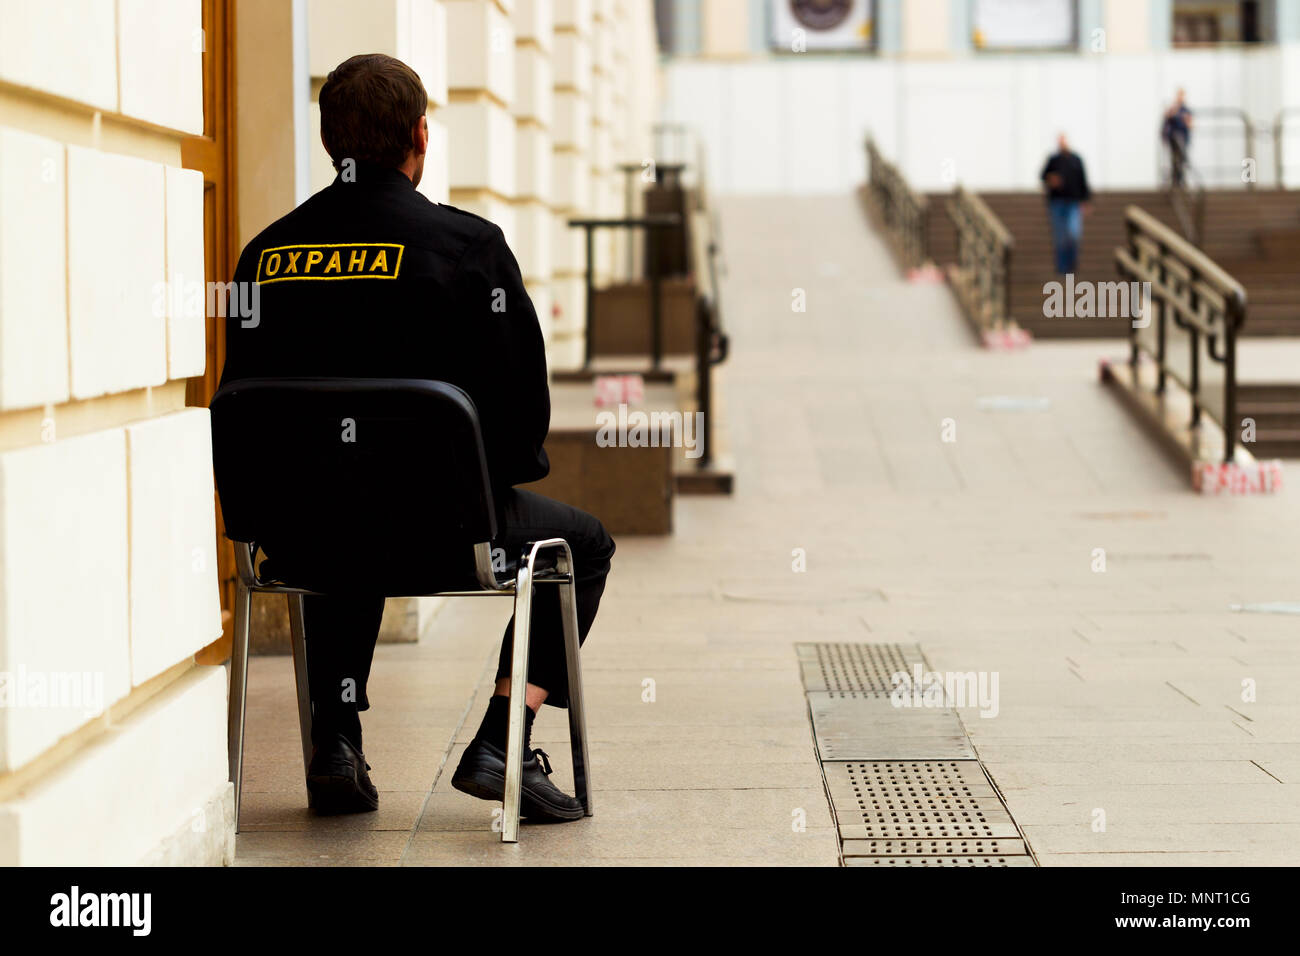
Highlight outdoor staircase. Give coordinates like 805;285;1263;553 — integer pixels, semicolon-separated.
927;189;1300;339
1237;383;1300;458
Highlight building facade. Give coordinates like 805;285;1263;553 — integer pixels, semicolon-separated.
659;0;1300;192
0;0;659;866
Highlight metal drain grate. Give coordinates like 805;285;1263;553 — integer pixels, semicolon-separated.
826;761;1019;842
837;814;1021;841
799;643;1036;867
827;759;992;791
798;641;925;694
842;838;1027;858
845;856;1037;867
839;819;1021;841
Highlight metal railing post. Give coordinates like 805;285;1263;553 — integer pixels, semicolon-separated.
944;185;1013;334
648;227;662;369
1188;287;1202;428
1244;115;1256;191
568;215;683;372
1001;240;1013;329
1224;296;1241;464
865;137;928;273
1113;205;1246;466
1156;250;1167;395
582;224;595;368
1275;109;1287;187
1125;216;1140;371
695;296;713;468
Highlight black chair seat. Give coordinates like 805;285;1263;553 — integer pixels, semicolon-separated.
254;546;559;595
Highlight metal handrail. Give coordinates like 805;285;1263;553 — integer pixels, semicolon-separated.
865;138;929;272
1272;107;1300;186
1165;106;1256;188
688;208;729;469
567;214;684;369
1114;205;1247;463
945;184;1015;332
651;122;706;198
1164;136;1207;245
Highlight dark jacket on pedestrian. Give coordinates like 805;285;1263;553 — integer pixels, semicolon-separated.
1040;150;1091;202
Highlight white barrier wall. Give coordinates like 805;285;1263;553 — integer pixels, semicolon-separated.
0;0;230;866
0;1;659;864
662;44;1300;194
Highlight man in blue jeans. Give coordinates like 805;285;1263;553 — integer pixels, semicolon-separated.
1040;134;1092;275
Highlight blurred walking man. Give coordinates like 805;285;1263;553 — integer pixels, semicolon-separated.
1040;134;1092;275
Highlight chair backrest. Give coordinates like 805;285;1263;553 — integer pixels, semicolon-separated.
210;378;497;593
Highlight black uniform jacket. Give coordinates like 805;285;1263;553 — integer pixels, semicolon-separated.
220;162;550;492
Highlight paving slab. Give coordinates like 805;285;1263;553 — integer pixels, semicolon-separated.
1000;784;1300;824
1021;822;1300;855
233;830;410;866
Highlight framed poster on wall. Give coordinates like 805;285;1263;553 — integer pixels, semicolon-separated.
769;0;876;52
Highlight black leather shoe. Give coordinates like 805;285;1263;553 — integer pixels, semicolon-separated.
306;733;379;815
452;739;585;822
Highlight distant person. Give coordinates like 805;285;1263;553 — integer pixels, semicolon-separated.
1162;88;1194;186
1040;134;1092;275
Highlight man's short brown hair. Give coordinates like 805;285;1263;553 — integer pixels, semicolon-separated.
319;54;428;171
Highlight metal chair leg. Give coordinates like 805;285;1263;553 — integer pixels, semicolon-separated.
557;550;593;816
502;563;534;844
286;594;314;799
227;578;252;832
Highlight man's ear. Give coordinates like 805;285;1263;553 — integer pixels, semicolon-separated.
414;115;429;157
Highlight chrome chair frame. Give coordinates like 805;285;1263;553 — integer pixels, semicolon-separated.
226;537;592;844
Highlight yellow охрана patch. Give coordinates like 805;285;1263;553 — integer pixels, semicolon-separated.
256;242;405;283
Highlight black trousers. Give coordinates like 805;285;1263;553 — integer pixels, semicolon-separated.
302;488;615;748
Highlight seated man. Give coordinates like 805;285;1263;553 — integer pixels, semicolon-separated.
220;53;614;821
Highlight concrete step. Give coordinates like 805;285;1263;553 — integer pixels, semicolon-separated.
1239;382;1300;402
929;189;1300;339
1247;436;1300;458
